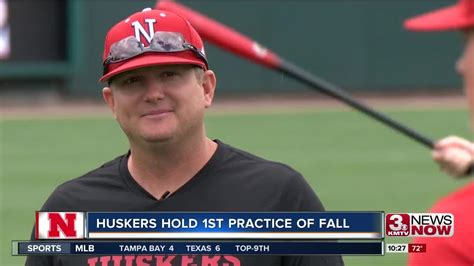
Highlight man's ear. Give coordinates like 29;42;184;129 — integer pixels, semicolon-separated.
202;70;217;108
102;86;117;119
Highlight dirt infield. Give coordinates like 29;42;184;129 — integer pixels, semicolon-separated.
0;92;467;120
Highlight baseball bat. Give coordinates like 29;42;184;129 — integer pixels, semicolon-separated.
157;0;435;149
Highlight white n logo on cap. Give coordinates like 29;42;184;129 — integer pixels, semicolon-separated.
131;19;156;45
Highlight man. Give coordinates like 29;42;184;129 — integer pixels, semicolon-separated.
404;1;474;265
26;8;343;266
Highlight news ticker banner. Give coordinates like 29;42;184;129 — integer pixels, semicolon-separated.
12;241;384;256
36;212;383;240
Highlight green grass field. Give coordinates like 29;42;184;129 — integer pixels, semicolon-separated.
1;107;472;265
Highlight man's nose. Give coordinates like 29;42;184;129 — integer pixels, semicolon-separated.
144;79;165;103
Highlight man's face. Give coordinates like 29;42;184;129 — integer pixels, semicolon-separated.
457;28;474;128
102;64;216;144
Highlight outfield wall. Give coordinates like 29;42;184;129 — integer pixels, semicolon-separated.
0;1;462;97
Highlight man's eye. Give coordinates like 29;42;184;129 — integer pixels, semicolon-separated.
161;71;177;78
123;76;141;85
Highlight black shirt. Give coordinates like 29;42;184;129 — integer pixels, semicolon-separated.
26;140;344;266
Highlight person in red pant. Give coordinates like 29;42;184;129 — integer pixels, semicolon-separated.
404;1;474;265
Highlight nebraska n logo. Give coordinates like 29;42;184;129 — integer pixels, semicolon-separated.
131;19;156;45
35;211;85;239
48;212;77;237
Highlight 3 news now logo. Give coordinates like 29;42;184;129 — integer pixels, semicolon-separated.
385;213;454;237
35;212;85;239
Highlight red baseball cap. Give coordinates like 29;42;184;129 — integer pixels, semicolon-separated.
404;0;474;31
100;8;207;82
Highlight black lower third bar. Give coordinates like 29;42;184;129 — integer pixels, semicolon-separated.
13;241;384;255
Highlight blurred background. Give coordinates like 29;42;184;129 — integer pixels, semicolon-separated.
0;1;464;100
1;1;472;265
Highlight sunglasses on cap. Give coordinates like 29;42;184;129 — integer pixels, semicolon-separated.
103;31;208;75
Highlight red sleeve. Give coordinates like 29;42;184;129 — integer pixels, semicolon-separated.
408;182;474;266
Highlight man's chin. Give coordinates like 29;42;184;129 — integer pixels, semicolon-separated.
141;134;174;143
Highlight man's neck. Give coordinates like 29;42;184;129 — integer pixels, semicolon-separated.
127;134;218;200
